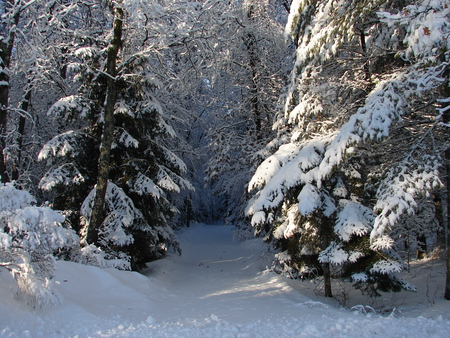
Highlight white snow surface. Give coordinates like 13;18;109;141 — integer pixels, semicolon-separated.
1;224;449;337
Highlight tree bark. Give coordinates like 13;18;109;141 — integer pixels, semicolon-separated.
444;106;450;300
443;64;450;300
322;262;333;297
321;215;333;297
416;235;427;260
0;1;21;183
85;2;123;245
11;84;32;181
243;5;262;139
444;144;450;300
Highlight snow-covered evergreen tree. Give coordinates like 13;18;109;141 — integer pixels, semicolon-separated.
247;0;448;297
38;1;193;270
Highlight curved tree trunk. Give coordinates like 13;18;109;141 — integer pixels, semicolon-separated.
85;2;123;245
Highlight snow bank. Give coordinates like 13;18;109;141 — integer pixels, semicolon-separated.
0;224;449;337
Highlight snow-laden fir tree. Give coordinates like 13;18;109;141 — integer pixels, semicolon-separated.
38;1;193;270
246;0;448;297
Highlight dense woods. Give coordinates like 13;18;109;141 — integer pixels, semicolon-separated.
0;0;449;307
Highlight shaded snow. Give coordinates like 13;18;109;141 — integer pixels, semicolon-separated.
1;224;449;337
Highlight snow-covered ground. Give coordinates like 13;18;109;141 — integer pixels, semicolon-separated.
0;223;449;337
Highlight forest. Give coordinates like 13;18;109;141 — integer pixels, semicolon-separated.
0;0;449;310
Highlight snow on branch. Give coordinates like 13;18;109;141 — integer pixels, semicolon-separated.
335;200;373;242
318;242;348;265
287;0;382;66
378;1;450;62
81;182;144;248
115;101;134;118
129;172;163;198
156;166;194;193
77;244;131;271
156;113;176;138
248;142;302;192
247;73;409;220
117;129;139;148
38;130;87;160
74;47;100;59
246;135;330;217
297;183;321;216
157;168;181;193
370;155;442;250
47;95;93;120
158;145;188;174
370;260;403;275
122;0;165;26
39;163;85;191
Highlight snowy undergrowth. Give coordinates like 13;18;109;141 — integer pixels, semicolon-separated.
0;184;79;309
0;224;449;337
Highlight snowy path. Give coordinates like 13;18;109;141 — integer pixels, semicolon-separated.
0;223;449;337
143;224;310;323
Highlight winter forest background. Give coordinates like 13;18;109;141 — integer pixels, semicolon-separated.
0;0;449;309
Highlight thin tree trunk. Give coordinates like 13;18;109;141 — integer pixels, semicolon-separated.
416;235;427;260
243;5;262;139
85;2;123;245
323;262;333;297
0;91;9;183
445;154;450;299
11;85;32;181
444;112;450;300
443;64;450;300
321;216;333;298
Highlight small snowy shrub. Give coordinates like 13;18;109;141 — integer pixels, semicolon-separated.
0;183;79;308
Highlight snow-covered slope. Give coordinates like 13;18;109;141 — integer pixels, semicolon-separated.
0;224;449;337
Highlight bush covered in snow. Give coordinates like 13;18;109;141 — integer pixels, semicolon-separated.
0;183;79;308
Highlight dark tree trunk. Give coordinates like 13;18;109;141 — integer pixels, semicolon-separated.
85;2;123;245
322;262;333;298
416;235;427;260
445;132;450;300
0;82;9;183
321;216;333;298
444;126;450;300
243;5;262;139
11;85;32;181
185;196;192;228
359;29;371;81
443;64;450;300
0;2;21;183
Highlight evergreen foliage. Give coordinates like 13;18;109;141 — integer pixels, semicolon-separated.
38;1;192;270
246;0;449;297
